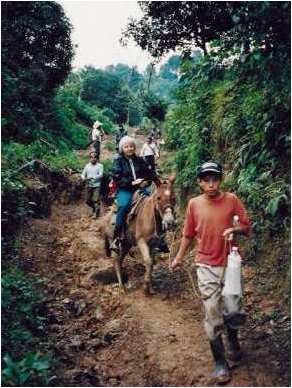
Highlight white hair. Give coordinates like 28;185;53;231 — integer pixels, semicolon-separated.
119;136;136;153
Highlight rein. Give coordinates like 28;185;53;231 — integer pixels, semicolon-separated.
168;227;231;303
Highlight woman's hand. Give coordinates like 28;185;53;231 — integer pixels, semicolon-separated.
139;180;149;188
132;178;144;186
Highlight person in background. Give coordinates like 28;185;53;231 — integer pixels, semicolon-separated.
90;121;105;159
81;151;104;217
150;127;156;139
115;123;128;152
140;136;160;172
155;127;161;139
171;161;251;384
150;126;161;140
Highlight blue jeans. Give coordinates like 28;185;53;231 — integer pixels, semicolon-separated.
116;188;151;228
116;189;133;228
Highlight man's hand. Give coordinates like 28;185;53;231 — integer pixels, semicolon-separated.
223;227;234;241
170;257;183;271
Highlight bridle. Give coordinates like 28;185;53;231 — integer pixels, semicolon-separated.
153;186;176;230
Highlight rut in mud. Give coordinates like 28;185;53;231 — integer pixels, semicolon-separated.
20;135;290;387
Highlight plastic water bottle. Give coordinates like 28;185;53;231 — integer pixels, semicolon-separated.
222;246;242;296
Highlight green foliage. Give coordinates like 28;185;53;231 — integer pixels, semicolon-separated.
104;141;116;152
101;159;114;175
123;1;233;56
106;63;143;92
166;53;290;231
43;150;85;172
80;66;130;123
2;140;87;180
123;2;290;59
2;267;52;386
143;92;168;122
73;61;177;127
140;116;153;132
165;99;211;197
2;268;44;342
51;80;115;150
2;1;74;142
2;352;51;387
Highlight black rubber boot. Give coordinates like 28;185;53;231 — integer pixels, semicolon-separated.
209;336;231;384
226;327;242;363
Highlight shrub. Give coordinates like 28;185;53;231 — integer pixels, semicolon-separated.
2;267;53;386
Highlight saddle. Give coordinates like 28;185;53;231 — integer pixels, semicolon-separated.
127;190;148;223
127;188;165;244
117;187;169;254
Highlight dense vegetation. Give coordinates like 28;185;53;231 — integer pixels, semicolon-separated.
125;0;291;298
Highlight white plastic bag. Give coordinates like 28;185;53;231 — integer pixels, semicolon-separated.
222;246;242;296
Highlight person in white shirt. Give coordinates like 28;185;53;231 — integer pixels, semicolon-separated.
140;136;160;172
81;151;104;217
90;121;105;159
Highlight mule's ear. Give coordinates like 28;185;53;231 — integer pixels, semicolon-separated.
168;173;176;183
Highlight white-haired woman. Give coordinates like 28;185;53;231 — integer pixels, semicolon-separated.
111;136;160;252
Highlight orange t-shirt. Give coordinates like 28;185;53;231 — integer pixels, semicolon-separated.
183;192;251;266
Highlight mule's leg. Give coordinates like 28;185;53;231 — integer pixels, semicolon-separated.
137;239;154;296
113;253;126;294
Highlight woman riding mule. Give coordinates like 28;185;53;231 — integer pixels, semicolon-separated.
111;136;168;254
100;172;176;295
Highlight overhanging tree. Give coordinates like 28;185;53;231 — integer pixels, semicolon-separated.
122;1;290;60
122;1;234;57
2;1;74;142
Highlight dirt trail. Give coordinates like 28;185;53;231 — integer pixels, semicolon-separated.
19;132;289;387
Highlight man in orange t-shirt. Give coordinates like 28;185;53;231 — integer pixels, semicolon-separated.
171;161;250;384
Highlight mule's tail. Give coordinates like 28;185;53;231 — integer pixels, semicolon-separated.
104;235;111;257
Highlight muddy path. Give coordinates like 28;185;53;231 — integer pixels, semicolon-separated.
20;132;290;387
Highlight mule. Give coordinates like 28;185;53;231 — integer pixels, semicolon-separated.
99;174;176;295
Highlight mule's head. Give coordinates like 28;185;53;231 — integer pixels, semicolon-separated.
154;174;176;231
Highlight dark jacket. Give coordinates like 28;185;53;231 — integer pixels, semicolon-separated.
112;154;159;192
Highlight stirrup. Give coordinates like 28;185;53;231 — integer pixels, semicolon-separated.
110;238;121;254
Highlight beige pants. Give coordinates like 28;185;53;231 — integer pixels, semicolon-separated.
197;264;246;340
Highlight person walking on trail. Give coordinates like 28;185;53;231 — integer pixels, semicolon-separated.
140;136;160;172
90;121;105;159
150;126;161;140
110;136;168;254
115;124;128;152
171;161;251;384
81;151;104;217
